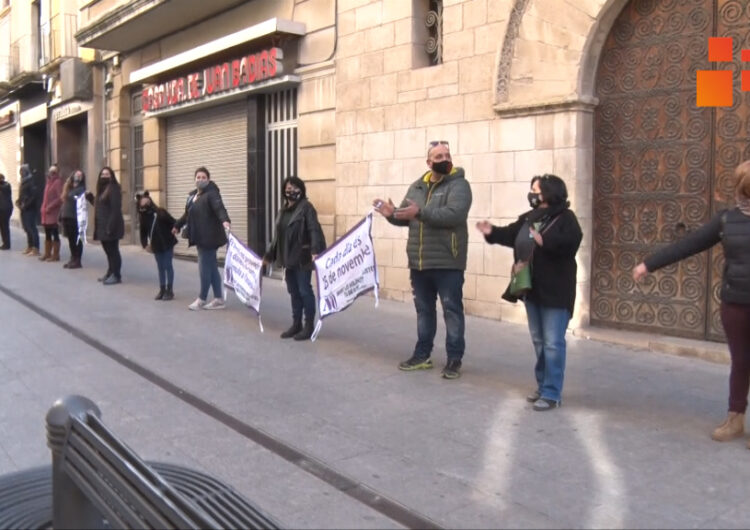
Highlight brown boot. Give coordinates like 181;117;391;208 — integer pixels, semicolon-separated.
38;240;51;261
711;412;745;441
47;241;60;262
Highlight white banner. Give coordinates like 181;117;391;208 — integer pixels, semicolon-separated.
75;193;88;246
312;212;379;340
223;232;264;331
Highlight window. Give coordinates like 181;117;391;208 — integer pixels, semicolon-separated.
425;0;443;65
131;91;144;191
412;0;443;67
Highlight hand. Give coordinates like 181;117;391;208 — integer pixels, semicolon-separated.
262;257;270;266
476;220;493;235
145;244;153;254
632;263;649;282
529;227;543;246
312;254;319;261
393;199;420;221
223;221;231;231
171;227;179;235
373;198;395;218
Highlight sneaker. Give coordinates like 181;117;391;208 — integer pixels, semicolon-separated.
526;390;541;403
204;299;226;310
442;359;462;380
188;298;206;311
533;398;560;411
398;356;433;371
102;275;122;285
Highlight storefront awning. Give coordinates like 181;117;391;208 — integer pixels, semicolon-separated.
129;18;305;85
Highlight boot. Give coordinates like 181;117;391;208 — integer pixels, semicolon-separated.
155;286;166;300
38;240;51;261
280;320;302;339
47;241;60;262
28;247;40;257
67;257;82;269
21;247;31;255
162;285;174;301
294;320;314;341
711;412;745;441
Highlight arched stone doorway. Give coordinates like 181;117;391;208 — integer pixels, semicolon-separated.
591;0;750;341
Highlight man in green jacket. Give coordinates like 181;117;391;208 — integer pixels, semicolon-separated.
373;141;472;379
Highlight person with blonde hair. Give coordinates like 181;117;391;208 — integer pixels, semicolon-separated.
634;160;750;443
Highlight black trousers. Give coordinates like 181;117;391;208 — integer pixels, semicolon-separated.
101;240;121;278
0;210;11;248
62;218;82;259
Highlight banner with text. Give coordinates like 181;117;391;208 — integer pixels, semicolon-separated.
312;212;379;340
75;193;88;246
223;232;264;331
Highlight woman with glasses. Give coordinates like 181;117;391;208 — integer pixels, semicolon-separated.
477;174;582;410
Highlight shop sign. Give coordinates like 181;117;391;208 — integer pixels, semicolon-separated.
142;47;283;113
0;110;15;130
52;102;89;121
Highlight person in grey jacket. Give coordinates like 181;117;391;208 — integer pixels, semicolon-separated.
634;160;750;445
0;173;12;249
373;141;472;379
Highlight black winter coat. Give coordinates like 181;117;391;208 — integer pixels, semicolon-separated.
485;206;582;315
139;206;178;253
644;207;750;305
17;178;37;212
174;181;231;250
265;198;326;270
92;182;125;242
0;181;12;213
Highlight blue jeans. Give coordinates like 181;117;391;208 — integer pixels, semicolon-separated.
285;268;315;322
154;248;174;287
410;269;465;361
21;209;39;249
197;247;222;300
524;301;571;402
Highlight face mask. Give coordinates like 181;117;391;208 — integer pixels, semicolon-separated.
196;180;209;190
527;192;542;209
285;190;302;201
431;160;453;175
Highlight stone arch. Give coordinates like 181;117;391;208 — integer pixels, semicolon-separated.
494;0;631;111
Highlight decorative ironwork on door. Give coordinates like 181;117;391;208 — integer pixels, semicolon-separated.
593;0;750;341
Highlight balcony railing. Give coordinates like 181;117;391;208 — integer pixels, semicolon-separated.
40;13;78;68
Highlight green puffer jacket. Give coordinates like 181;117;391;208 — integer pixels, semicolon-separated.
388;167;472;270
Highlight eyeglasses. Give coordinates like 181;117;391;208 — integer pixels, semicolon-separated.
428;140;450;148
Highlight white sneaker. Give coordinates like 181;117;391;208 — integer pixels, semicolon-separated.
188;298;206;311
204;298;226;310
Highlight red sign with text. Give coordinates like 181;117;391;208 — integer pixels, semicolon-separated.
142;47;283;113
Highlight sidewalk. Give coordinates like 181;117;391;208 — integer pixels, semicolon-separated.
0;226;746;529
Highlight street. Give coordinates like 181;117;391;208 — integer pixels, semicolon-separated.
0;226;746;529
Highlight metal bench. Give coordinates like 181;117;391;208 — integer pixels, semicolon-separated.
0;395;281;529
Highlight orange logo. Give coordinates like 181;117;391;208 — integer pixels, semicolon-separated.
697;37;750;107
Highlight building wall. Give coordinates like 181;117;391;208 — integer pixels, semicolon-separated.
334;0;624;329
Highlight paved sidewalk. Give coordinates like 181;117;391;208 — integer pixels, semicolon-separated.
0;226;746;529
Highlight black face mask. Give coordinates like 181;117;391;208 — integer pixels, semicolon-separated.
527;192;542;209
431;160;453;175
285;190;302;201
139;206;153;214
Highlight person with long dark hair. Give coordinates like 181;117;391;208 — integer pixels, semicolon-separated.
16;164;39;256
477;174;583;411
137;190;178;301
0;173;12;250
60;169;87;269
38;164;63;262
173;167;231;310
86;166;124;285
263;176;326;340
634;160;750;444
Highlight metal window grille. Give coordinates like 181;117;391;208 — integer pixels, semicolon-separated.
132;125;144;191
426;0;443;65
264;88;298;248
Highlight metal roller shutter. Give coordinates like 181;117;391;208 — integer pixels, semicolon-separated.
166;101;247;259
0;126;18;218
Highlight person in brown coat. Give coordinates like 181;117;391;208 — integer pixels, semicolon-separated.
39;164;63;262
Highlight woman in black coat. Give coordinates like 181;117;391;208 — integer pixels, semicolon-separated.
86;166;124;285
634;160;750;445
477;174;582;411
263;176;326;340
173;166;231;311
137;191;178;301
0;173;13;249
16;164;39;256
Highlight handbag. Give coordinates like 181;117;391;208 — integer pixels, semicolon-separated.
507;214;562;297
